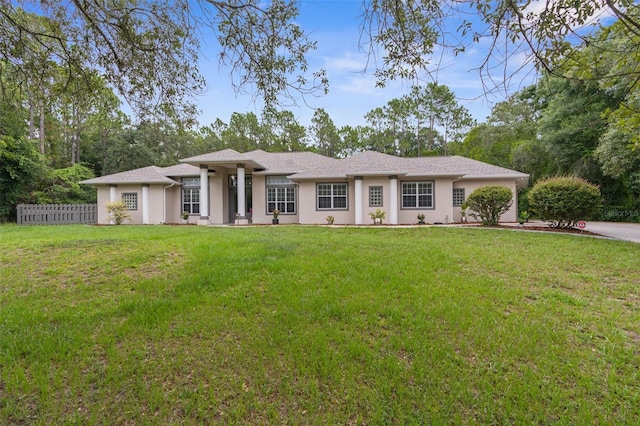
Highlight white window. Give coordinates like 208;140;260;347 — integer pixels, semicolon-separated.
401;182;433;209
182;177;200;186
453;188;465;207
267;187;296;214
317;183;348;210
266;176;296;214
369;186;383;207
182;178;200;214
266;176;293;185
182;189;200;214
121;193;138;210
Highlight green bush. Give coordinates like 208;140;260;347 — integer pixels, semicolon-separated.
528;176;601;228
105;201;131;225
466;186;513;226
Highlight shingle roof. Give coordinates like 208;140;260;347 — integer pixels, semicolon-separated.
289;151;529;182
81;150;529;186
161;163;201;177
80;164;201;185
80;166;179;185
180;148;249;163
245;149;335;174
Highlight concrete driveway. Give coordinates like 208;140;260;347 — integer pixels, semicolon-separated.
584;222;640;243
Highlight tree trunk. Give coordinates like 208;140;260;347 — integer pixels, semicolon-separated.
28;94;35;140
38;98;45;154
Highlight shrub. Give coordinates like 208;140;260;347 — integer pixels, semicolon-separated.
466;186;513;226
368;209;386;224
105;200;131;225
528;176;601;228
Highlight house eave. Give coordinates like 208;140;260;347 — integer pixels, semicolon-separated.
80;179;182;186
345;171;408;177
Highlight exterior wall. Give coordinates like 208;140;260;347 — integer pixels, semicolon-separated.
96;187;111;224
252;175;301;225
209;170;227;224
93;177;521;225
95;184;179;225
251;175;267;224
165;185;183;224
397;178;454;224
361;177;391;225
109;184;142;224
453;179;519;223
147;185;165;224
298;179;354;224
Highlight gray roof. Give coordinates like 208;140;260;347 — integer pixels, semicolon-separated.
82;149;529;186
161;163;202;177
80;164;201;185
245;149;335;174
180;148;249;163
289;151;529;182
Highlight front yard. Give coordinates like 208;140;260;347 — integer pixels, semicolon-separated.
1;225;638;424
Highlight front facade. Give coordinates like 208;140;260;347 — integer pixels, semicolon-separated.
81;149;529;225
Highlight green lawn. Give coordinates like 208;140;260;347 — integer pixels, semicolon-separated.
1;224;639;424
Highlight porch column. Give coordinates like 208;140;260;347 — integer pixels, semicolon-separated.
141;184;150;225
109;185;117;225
354;176;363;225
237;164;246;218
389;176;398;225
109;184;117;203
199;165;209;221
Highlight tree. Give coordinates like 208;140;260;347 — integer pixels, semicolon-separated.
362;84;473;157
408;84;475;155
535;76;621;191
0;1;327;123
261;109;308;152
0;136;45;221
32;164;96;204
309;108;341;158
452;91;539;169
465;186;513;226
360;1;640;94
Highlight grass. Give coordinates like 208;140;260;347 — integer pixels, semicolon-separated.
0;224;639;424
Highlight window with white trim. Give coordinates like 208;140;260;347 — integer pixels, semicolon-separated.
401;182;433;208
266;176;296;214
121;193;138;210
182;177;200;215
369;186;383;207
317;183;348;210
453;188;465;207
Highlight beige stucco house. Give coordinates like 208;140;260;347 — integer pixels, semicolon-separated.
80;149;529;225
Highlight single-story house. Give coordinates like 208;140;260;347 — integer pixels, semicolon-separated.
80;149;529;225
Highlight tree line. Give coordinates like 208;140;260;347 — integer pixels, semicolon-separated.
2;2;640;222
452;15;640;220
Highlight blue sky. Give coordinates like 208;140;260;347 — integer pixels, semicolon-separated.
195;0;538;129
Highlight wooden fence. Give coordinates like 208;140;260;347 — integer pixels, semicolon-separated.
17;204;97;225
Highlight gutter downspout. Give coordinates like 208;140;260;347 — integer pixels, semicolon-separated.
162;183;175;224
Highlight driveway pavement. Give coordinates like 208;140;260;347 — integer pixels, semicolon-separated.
584;221;640;243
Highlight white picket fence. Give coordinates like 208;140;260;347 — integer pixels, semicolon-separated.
17;204;97;225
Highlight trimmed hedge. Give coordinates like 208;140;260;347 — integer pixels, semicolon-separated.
466;186;513;226
528;176;601;228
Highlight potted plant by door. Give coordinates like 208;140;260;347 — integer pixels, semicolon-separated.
272;208;280;225
460;202;468;223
